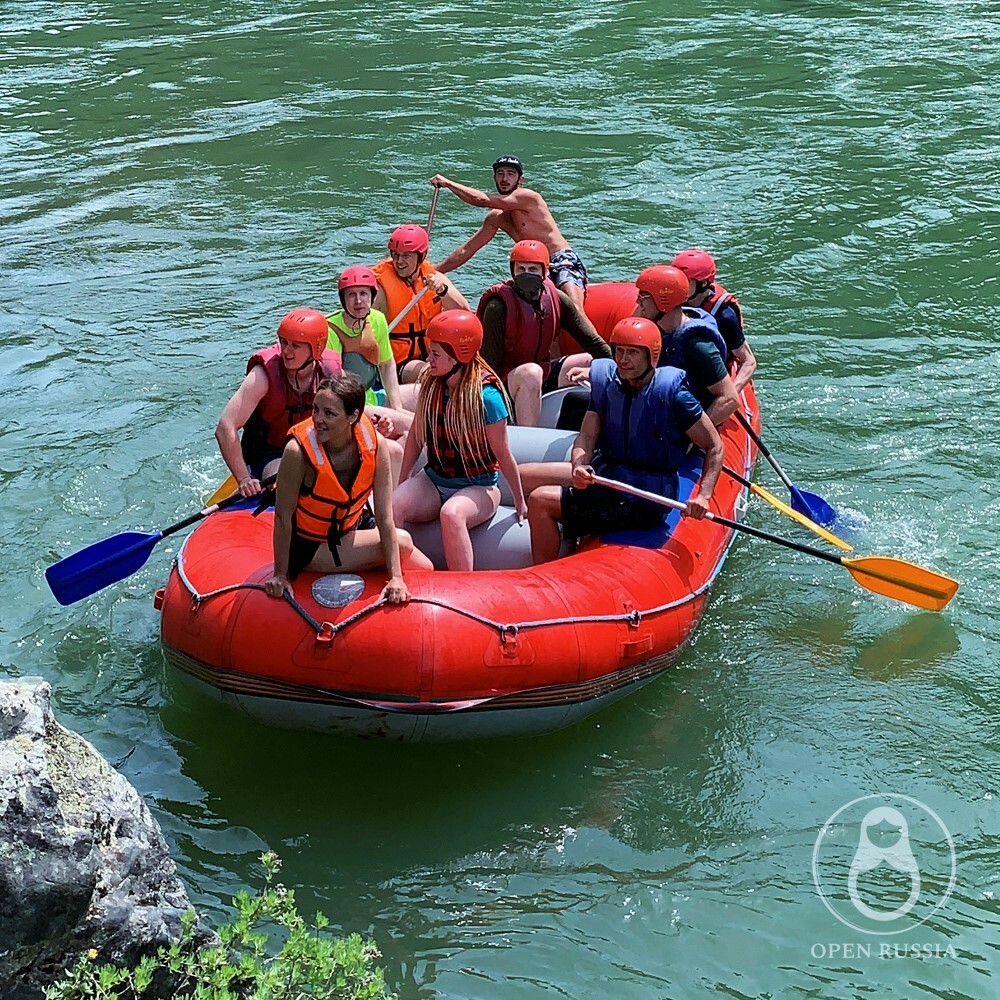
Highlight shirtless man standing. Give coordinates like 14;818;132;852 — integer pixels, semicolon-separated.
431;155;589;310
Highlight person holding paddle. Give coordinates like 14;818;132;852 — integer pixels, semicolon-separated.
634;264;740;427
265;373;432;602
216;308;343;499
431;155;590;310
524;317;723;564
371;224;469;385
671;248;757;393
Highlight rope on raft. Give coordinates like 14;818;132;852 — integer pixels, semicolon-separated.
173;548;725;643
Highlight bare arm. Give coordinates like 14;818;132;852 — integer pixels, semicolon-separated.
435;215;501;273
378;357;402;411
486;419;527;522
730;341;757;393
570;410;602;487
215;366;269;497
428;270;470;311
264;439;306;596
683;415;723;518
431;175;536;212
373;436;410;602
397;412;424;484
705;375;739;427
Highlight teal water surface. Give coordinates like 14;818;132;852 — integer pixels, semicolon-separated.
2;1;998;996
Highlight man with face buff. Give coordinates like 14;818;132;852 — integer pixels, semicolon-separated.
475;240;612;427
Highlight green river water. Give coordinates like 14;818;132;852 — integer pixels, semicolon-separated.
3;1;998;996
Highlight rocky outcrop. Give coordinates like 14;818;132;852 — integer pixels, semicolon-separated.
0;678;207;998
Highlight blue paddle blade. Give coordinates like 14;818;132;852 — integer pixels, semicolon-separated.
790;486;838;529
45;530;163;606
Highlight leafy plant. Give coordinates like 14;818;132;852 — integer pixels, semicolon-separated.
46;852;396;1000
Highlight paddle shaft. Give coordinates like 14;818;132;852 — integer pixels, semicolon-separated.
386;284;434;335
734;410;795;492
427;185;440;237
593;475;844;567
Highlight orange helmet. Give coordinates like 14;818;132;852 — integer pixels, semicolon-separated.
635;265;690;312
509;239;550;271
609;316;662;368
276;308;329;361
388;224;429;255
671;248;716;284
425;309;483;365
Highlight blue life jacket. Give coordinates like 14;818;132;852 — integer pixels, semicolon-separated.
657;308;728;407
589;358;691;498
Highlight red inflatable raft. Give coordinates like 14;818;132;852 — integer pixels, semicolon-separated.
159;362;761;741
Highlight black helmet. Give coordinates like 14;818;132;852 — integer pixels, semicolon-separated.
492;155;523;176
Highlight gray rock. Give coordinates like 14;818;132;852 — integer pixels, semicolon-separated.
0;678;209;998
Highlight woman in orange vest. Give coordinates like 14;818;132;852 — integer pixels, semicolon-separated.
265;373;432;602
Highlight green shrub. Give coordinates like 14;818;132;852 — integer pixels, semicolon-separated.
47;852;396;1000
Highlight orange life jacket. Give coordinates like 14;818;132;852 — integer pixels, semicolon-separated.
371;258;442;366
289;414;378;544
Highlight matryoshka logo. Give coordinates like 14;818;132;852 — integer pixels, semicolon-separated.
812;793;956;935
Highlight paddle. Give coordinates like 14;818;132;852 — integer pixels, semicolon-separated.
592;475;958;612
427;184;440;237
721;465;853;552
206;474;237;505
45;493;246;606
734;410;838;528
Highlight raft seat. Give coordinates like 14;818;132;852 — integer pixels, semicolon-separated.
404;425;577;571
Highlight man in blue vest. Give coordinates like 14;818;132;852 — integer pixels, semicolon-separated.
525;317;723;564
634;264;739;427
671;247;757;393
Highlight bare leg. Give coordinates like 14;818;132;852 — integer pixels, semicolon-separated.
527;485;565;564
557;353;593;387
400;361;428;385
438;486;500;571
392;469;442;527
368;404;414;437
507;362;544;427
518;461;573;498
396;381;422;412
304;527;431;573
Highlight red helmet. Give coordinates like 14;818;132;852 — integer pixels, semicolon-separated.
509;239;550;270
388;224;429;255
338;265;378;308
671;248;716;284
425;309;483;365
635;265;690;312
276;308;329;361
609;316;661;368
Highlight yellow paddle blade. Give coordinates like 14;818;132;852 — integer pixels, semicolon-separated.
205;474;237;506
749;482;853;552
843;556;960;612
